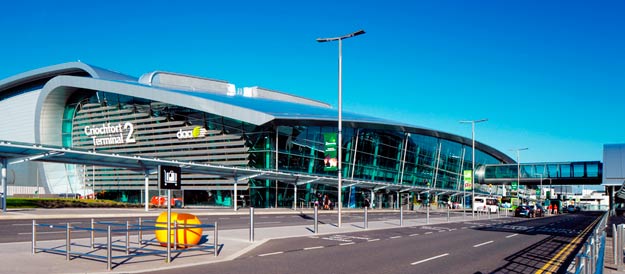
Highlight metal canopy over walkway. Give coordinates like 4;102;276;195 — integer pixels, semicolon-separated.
475;161;602;186
0;140;474;212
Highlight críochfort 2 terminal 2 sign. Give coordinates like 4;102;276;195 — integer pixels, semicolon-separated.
84;122;136;146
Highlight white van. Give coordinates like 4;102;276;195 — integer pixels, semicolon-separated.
473;196;498;213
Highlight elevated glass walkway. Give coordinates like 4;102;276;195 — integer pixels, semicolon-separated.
475;161;602;185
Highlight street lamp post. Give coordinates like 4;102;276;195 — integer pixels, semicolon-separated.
511;148;528;202
537;173;543;206
317;29;365;228
460;119;488;218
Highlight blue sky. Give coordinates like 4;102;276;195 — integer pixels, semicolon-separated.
1;0;624;164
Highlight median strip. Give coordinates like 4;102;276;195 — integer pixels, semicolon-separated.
411;253;449;265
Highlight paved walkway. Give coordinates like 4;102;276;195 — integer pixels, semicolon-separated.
0;208;616;274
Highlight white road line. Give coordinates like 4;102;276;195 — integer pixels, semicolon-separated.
461;227;468;229
304;246;324;250
506;234;519;238
390;236;402;239
11;223;33;226
424;232;433;235
259;251;284;257
367;239;380;242
340;242;355;246
473;240;494;247
411;253;449;265
409;233;419;237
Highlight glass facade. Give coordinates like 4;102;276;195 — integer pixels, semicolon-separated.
64;90;505;208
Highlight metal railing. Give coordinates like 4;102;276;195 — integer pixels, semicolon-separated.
567;212;608;274
31;218;220;271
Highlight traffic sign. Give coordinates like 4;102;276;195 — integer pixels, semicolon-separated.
511;181;518;191
159;165;181;189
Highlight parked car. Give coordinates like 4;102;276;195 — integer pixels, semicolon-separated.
566;205;581;213
150;196;183;208
515;205;544;218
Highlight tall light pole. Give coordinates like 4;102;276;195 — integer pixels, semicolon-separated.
460;118;488;218
537;173;543;206
511;148;528;202
317;29;365;228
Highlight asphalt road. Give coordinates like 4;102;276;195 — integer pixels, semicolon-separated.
147;212;602;274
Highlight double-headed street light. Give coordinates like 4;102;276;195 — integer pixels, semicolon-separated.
460;118;488;218
317;29;365;228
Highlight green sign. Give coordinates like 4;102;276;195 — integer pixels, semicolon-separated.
511;181;518;191
463;170;472;190
546;191;551;199
323;133;338;171
536;188;540;196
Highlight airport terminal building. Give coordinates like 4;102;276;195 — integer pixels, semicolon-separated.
0;62;515;208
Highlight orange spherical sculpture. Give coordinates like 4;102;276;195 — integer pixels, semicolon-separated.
155;212;203;248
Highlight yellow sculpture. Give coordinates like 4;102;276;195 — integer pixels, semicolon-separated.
155;212;203;248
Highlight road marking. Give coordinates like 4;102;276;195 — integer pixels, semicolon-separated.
259;251;284;257
409;233;419;237
536;217;601;274
411;253;449;265
340;242;355;246
390;236;402;239
367;239;380;242
473;240;494;247
424;232;433;235
506;234;518;238
304;246;324;250
11;223;32;226
461;227;468;229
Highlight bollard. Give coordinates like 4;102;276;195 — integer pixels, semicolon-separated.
214;222;219;257
400;206;403;227
447;206;450;222
31;220;36;254
314;205;319;234
364;206;368;229
166;216;171;263
66;222;71;261
249;207;255;242
579;254;587;274
107;226;112;271
90;218;95;249
126;220;130;255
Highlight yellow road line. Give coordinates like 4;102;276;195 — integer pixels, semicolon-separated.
535;217;601;274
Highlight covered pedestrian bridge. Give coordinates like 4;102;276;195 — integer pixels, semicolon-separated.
475;161;602;186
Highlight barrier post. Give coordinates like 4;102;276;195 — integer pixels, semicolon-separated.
447;206;450;222
249;207;254;242
618;224;625;270
90;218;95;249
426;203;430;224
107;226;112;271
126;220;130;255
66;222;71;261
173;221;178;251
138;217;143;245
364;206;368;229
31;220;36;254
314;205;319;234
400;205;403;227
214;221;219;257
